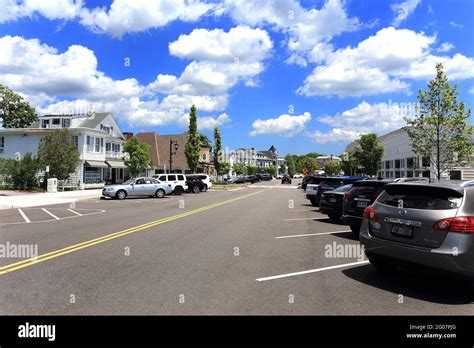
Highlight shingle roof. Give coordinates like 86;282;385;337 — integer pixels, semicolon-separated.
77;112;110;129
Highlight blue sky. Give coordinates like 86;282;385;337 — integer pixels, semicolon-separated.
0;0;473;156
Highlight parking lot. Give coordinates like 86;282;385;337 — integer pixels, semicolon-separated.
0;179;472;315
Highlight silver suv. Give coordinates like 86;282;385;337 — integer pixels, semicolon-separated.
360;182;474;283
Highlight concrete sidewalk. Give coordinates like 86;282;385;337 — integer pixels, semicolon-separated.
0;189;103;210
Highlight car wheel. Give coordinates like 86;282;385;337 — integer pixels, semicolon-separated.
369;256;397;274
174;186;184;195
310;198;318;206
192;185;200;194
155;189;165;198
201;184;208;192
116;190;127;200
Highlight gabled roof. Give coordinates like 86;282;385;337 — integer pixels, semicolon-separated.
77;112;110;129
135;132;190;169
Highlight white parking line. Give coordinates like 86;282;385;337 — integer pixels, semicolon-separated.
67;209;82;216
17;209;31;223
283;217;327;221
276;230;352;239
42;208;60;220
256;261;370;282
287;209;317;212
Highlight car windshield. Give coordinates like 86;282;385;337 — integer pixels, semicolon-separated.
122;179;135;185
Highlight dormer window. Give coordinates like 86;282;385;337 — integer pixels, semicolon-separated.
42;119;50;128
52;118;61;126
62;118;71;128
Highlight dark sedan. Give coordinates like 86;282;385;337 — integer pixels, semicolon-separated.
313;176;365;206
343;179;395;236
319;184;353;222
281;175;292;184
186;177;205;193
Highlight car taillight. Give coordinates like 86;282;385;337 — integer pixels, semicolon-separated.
433;216;474;234
363;205;377;221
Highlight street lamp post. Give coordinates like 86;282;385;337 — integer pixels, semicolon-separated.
169;140;179;173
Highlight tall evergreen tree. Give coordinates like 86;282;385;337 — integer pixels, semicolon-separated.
185;105;201;173
213;126;223;175
405;63;473;180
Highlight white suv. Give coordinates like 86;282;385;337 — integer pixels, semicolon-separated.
187;174;212;191
153;174;188;195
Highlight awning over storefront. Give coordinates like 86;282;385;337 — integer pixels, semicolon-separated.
85;160;108;168
106;160;127;168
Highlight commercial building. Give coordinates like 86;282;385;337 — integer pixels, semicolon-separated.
134;132;214;175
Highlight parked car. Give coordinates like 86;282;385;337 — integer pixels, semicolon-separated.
293;173;304;178
343;179;395;236
232;176;247;184
152;173;188;195
320;184;353;222
281;175;292;184
312;176;365;206
302;174;319;190
186;177;205;193
360;182;474;285
260;174;273;181
305;176;327;205
102;177;173;200
186;174;212;191
246;175;258;183
461;180;474;187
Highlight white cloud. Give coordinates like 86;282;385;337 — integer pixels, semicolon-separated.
149;26;273;95
469;87;474;95
79;0;215;37
391;0;422;27
436;42;454;53
0;0;82;23
250;112;311;136
178;112;231;130
0;35;232;128
297;27;474;97
449;21;464;28
308;101;413;144
224;0;361;66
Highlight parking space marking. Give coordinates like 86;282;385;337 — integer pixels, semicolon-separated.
287;209;317;212
17;209;31;223
0;190;264;276
275;230;352;239
42;208;60;220
256;261;370;282
283;217;327;221
67;209;82;216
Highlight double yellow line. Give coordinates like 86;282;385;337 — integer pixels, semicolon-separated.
0;190;263;276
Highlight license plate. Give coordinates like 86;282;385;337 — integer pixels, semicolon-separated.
329;197;337;203
357;201;368;208
391;224;413;238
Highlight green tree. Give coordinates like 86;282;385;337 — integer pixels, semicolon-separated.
185;105;201;173
220;161;231;176
123;137;152;178
353;133;384;176
266;164;276;176
233;162;246;175
279;164;287;174
340;151;360;176
405;63;473;180
299;155;318;174
284;154;298;175
324;160;342;176
38;129;80;181
0;84;37;128
213;127;223;175
246;164;257;175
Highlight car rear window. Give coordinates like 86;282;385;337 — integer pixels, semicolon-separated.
320;179;344;187
377;185;463;210
177;175;185;180
309;177;325;185
331;184;352;193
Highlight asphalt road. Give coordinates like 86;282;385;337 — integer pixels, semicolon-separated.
0;180;472;315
